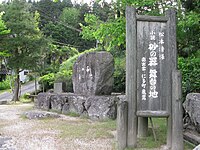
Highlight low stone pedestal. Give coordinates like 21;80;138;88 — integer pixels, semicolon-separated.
35;93;120;120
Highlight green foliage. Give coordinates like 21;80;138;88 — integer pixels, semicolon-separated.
39;73;55;90
20;93;32;103
177;11;200;57
113;56;125;93
0;12;10;36
0;11;10;57
60;7;80;26
0;76;10;90
38;45;81;91
178;57;200;98
34;0;96;52
2;0;46;70
81;14;125;52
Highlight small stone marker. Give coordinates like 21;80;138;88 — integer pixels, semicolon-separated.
54;82;66;93
72;51;114;96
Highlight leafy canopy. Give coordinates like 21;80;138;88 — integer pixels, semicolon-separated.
2;0;46;70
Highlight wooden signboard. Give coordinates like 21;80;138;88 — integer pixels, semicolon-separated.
118;6;183;150
136;18;170;117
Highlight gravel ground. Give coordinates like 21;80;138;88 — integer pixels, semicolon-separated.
0;104;114;150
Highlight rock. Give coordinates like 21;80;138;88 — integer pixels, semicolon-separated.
86;96;117;120
50;94;66;113
183;93;200;133
24;110;60;119
72;51;114;96
62;96;87;115
35;93;51;110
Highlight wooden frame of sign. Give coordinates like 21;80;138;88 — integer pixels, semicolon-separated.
117;6;183;150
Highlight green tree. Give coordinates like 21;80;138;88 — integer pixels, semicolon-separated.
177;0;200;57
43;6;95;52
81;0;200;94
2;0;46;101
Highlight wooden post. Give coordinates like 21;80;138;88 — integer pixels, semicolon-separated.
117;99;128;150
138;117;148;138
172;70;183;150
166;9;177;148
126;6;137;147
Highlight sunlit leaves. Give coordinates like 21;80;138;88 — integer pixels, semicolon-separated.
81;14;125;51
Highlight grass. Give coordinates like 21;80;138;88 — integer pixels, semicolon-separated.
20;97;32;103
64;111;80;117
0;89;12;94
26;113;195;150
40;118;116;139
9;103;195;150
136;118;167;149
124;118;195;150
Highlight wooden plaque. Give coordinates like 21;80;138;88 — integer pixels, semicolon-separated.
136;18;171;116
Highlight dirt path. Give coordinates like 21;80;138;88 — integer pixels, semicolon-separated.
0;103;115;150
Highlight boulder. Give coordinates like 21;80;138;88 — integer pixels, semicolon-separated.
35;93;51;110
72;51;114;96
51;94;67;113
85;96;117;120
62;96;87;115
183;93;200;133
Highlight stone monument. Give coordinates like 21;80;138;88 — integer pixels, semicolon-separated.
72;51;114;95
35;51;118;120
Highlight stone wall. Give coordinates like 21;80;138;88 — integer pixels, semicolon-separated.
35;93;122;120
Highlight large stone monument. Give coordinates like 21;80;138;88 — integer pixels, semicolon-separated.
72;51;114;95
35;51;118;120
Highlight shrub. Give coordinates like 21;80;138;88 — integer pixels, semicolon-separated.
178;56;200;99
38;73;55;91
0;76;10;90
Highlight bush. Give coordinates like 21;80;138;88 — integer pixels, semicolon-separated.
178;56;200;98
38;73;55;91
0;76;10;90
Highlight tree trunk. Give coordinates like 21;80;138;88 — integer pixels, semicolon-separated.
12;69;20;102
34;74;37;95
